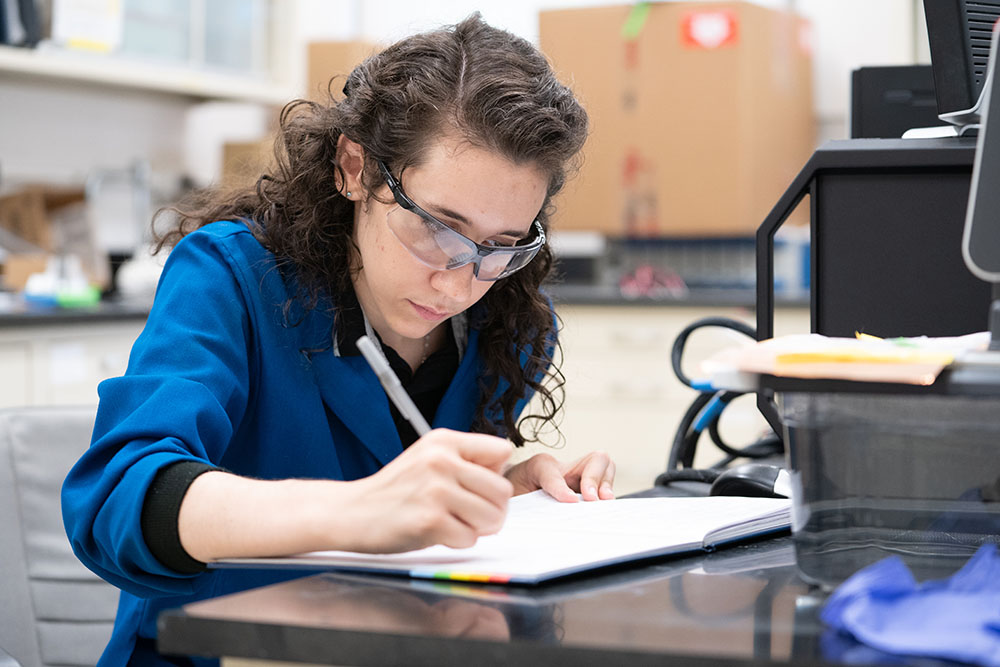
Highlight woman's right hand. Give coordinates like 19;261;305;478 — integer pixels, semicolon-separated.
178;429;513;563
341;429;514;553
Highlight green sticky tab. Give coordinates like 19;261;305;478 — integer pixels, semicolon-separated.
621;2;651;41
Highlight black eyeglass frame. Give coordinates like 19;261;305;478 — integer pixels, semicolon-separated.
375;159;546;280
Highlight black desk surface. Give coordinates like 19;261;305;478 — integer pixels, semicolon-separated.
156;536;959;667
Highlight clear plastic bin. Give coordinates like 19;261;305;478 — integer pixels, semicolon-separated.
778;391;1000;588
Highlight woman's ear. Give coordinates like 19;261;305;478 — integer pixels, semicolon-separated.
335;135;365;199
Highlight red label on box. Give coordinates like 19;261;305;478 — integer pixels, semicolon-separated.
681;10;739;49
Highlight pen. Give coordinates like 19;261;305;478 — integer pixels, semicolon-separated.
356;335;432;437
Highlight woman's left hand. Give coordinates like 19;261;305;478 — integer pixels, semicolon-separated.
503;451;615;502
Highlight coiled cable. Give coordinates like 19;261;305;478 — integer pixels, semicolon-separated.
654;317;783;487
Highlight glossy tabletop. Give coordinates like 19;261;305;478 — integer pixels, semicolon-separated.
156;536;958;667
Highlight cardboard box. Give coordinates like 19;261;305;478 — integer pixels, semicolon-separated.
0;186;109;290
540;2;815;237
0;186;85;251
1;253;48;291
221;138;275;189
307;40;379;101
221;39;379;189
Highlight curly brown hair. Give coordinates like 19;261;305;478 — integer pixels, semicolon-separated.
155;14;588;446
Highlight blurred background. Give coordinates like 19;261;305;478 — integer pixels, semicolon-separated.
0;0;932;296
0;0;939;493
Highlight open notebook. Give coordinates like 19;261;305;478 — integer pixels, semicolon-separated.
218;491;791;585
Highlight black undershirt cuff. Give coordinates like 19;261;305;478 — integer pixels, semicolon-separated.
140;460;219;574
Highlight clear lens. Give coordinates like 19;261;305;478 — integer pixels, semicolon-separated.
385;206;538;281
478;253;513;280
387;207;453;267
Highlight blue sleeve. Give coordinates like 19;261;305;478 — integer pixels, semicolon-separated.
61;229;254;598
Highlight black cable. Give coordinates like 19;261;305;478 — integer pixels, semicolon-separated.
709;434;784;470
670;317;756;388
666;391;713;471
657;317;783;488
708;418;740;458
706;395;780;460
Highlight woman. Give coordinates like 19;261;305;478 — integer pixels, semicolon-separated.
62;14;614;666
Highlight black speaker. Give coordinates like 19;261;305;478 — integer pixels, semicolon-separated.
850;65;939;138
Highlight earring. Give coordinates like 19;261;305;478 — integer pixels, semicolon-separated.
345;191;353;198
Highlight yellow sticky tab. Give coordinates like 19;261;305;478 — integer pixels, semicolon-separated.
776;349;954;365
443;572;491;583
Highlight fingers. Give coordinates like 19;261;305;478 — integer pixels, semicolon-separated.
419;470;511;548
439;486;508;545
599;475;615;499
564;451;615;501
581;452;614;501
597;460;616;500
507;453;578;503
386;479;506;551
432;429;512;474
505;451;617;503
454;456;514;510
414;428;513;511
424;509;483;550
540;477;579;503
397;430;514;548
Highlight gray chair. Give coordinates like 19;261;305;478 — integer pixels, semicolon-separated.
0;406;118;667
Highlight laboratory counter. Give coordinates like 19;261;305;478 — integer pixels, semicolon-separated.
0;285;807;328
0;296;150;327
547;283;808;309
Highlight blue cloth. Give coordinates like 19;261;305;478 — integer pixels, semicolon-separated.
821;544;1000;666
61;221;546;666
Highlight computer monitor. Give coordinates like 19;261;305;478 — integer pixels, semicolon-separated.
924;0;1000;128
963;20;1000;348
965;23;1000;280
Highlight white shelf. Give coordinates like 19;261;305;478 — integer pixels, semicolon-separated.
0;45;298;106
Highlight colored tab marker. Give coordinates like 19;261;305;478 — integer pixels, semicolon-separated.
621;1;651;40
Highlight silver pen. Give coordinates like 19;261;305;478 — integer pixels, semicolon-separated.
356;335;432;437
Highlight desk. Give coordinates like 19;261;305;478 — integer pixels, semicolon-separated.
156;537;951;667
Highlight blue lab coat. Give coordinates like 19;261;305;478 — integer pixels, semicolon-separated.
61;221;539;666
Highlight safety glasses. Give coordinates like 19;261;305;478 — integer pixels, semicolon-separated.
376;159;545;281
